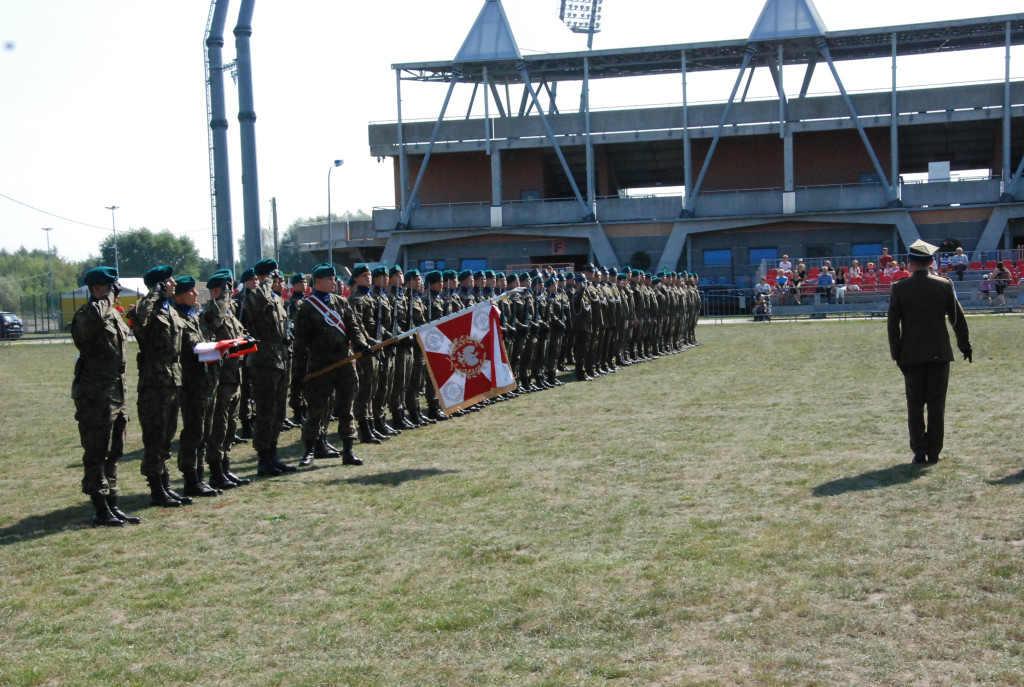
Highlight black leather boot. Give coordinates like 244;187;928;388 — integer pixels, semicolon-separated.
428;400;449;421
256;450;283;477
148;475;182;508
358;419;381;444
106;494;141;524
395;409;417;430
183;470;221;497
376;416;401;436
208;459;237;490
162;472;193;505
91;494;124;527
341;438;363;466
367;420;389;441
270;448;297;473
298;442;316;467
316;437;341;458
222;455;250;485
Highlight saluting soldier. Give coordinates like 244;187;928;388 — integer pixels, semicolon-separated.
173;275;222;498
200;269;251;490
294;263;371;466
131;264;191;507
71;266;140;526
233;267;257;441
243;259;297;476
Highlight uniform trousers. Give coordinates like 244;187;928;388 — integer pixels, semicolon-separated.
250;365;288;453
900;361;950;459
76;397;128;496
303;361;357;444
178;378;217;475
138;385;179;478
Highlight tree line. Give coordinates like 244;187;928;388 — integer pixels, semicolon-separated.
0;211;370;313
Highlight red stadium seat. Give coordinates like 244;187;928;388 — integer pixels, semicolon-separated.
969;261;982;270
849;276;863;285
984;260;997;270
863;276;877;291
807;267;820;279
767;269;778;278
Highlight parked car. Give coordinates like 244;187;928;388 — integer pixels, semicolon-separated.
1;312;24;340
696;284;755;316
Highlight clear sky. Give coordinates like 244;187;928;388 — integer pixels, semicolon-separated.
1;0;1020;269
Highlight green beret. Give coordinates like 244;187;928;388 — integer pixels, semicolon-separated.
311;263;336;279
519;272;530;281
174;276;196;294
290;272;307;286
631;269;642;277
206;273;229;289
483;270;495;279
425;270;443;285
580;263;596;272
239;268;256;283
557;274;566;281
352;264;370;278
404;269;420;281
652;276;662;285
143;264;174;287
495;271;505;279
531;275;542;285
618;273;628;280
544;277;556;287
507;273;519;282
443;270;457;280
84;266;118;287
565;272;575;279
253;258;278;276
458;270;473;282
473;270;484;279
372;265;388;278
389;265;404;276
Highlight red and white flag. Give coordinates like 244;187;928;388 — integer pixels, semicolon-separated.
416;301;516;413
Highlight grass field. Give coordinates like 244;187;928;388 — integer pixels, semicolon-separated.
1;315;1022;686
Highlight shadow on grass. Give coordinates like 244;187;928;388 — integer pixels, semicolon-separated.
988;469;1024;486
332;468;459;487
0;492;154;544
812;462;930;497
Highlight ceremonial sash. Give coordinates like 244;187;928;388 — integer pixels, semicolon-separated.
307;294;347;337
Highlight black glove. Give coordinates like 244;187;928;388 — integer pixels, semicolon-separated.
153;281;166;296
962;345;973;363
112;281;122;297
354;340;371;355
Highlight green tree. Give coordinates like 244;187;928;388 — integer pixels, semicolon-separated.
0;246;80;311
85;228;203;280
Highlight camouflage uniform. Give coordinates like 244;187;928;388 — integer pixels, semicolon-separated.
201;289;248;484
70;288;129;496
175;301;218;484
243;276;291;469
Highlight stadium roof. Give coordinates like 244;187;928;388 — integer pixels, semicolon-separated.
394;12;1024;84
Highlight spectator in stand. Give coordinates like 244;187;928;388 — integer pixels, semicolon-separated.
892;262;911;281
816;267;835;304
883;261;897;278
835;266;848;303
993;262;1011;305
938;264;951;280
978;274;992;302
795;259;807;282
879;247;895;269
754;276;773;297
866;262;878;278
949;247;969;281
850;260;862;278
776;271;790;304
790;270;804;305
778;255;792;273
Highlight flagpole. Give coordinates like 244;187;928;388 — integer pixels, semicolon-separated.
302;288;524;383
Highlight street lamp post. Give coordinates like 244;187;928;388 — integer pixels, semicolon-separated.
327;159;344;267
42;227;54;324
105;205;120;274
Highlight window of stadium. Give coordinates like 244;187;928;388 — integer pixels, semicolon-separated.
703;249;732;266
460;258;487;271
748;248;778;265
852;243;882;258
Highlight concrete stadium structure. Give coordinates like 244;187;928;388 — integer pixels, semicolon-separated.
297;0;1024;284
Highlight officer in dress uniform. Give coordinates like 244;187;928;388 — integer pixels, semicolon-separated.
71;266;140;526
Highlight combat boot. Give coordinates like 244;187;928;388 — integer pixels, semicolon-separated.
376;416;401;436
358;419;381;444
269;448;297;474
106;494;141;524
394;409;417;430
341;438;363;466
147;475;182;508
183;470;221;498
91;494;124;527
256;450;283;477
222;455;250;485
427;400;449;421
369;420;390;441
162;472;193;505
316;437;341;458
207;459;237;491
298;441;316;467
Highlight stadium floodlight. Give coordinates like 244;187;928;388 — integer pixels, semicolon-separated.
558;0;603;48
